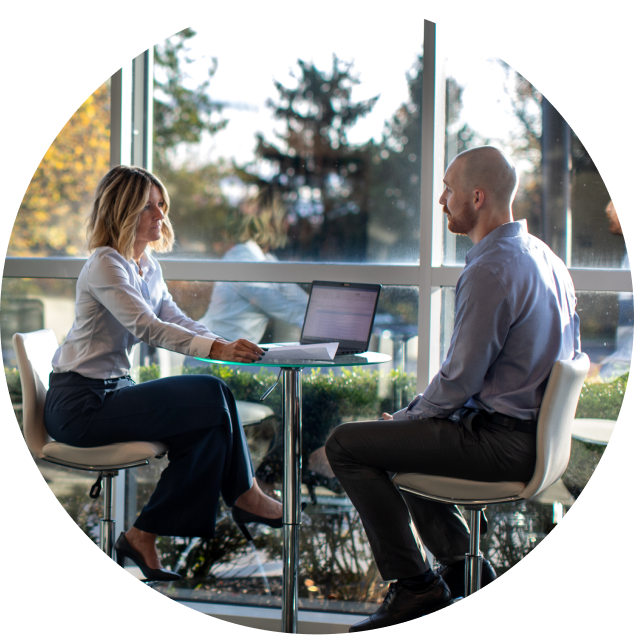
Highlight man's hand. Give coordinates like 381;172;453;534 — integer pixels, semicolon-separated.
381;412;394;420
209;338;265;363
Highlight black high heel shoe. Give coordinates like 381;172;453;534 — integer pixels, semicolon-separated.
231;503;308;541
114;532;181;582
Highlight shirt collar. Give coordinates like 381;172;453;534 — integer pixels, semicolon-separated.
465;220;528;265
133;250;156;279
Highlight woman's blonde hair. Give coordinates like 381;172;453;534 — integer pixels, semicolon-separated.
87;165;174;259
237;191;288;251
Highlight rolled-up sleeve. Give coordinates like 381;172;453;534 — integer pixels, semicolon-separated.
396;266;511;420
87;255;217;358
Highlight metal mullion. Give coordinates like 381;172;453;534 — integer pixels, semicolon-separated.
416;20;437;392
4;257;631;293
132;48;153;170
429;266;633;293
110;66;132;168
2;258;420;285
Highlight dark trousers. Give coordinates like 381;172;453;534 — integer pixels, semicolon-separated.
44;372;254;538
325;411;536;581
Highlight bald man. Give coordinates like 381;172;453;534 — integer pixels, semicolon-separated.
326;146;581;631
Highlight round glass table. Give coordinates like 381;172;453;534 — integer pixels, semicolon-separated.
195;351;391;632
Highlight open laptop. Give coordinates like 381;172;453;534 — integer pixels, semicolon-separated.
298;280;381;355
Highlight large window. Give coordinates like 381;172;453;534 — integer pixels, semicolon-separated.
3;19;630;622
152;28;426;264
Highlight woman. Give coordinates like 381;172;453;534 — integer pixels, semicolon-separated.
44;165;282;581
198;192;308;343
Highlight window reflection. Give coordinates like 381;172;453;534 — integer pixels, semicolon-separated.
197;193;310;342
442;55;625;270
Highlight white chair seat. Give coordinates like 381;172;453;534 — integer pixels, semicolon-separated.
236;400;274;426
393;473;527;504
42;440;168;469
572;418;616;446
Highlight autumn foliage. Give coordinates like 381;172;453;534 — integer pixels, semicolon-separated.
9;81;110;257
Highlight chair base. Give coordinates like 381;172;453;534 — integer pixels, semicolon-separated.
465;507;484;596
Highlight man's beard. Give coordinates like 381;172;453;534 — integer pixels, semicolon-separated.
445;202;477;236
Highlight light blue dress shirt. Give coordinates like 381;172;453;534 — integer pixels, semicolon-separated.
199;240;309;342
394;220;581;422
52;247;219;379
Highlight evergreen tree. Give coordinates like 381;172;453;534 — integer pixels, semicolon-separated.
364;51;475;263
247;56;378;261
152;28;235;257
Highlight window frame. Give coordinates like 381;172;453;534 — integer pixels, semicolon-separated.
4;21;631;387
3;19;632;607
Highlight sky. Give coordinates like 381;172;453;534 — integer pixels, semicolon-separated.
163;22;526;169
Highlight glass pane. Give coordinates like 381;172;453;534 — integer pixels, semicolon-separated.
442;55;625;270
8;80;110;258
152;27;425;263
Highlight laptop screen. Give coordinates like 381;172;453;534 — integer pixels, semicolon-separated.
300;281;381;353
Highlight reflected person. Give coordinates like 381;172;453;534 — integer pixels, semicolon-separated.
199;192;308;343
44;166;283;581
594;200;633;381
326;147;581;631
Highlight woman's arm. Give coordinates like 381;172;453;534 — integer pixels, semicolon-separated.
86;252;216;359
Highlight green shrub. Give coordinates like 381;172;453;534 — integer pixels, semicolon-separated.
575;373;628;420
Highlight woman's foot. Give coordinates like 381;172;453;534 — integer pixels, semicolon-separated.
234;480;282;519
124;527;162;570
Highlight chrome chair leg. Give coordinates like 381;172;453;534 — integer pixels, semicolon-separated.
99;470;118;635
465;507;483;596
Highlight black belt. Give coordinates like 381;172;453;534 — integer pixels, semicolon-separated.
482;411;537;435
456;408;537;435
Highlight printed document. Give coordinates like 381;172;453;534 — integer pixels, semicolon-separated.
260;342;339;362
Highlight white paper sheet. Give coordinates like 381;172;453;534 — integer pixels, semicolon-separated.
260;342;339;362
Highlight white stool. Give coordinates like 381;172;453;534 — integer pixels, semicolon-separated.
393;354;590;597
236;400;275;427
13;329;167;635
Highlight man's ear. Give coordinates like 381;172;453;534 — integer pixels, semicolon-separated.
473;189;485;210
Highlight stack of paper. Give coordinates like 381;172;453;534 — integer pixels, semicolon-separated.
260;342;339;362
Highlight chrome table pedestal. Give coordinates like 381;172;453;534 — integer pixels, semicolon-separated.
195;352;391;633
282;368;302;633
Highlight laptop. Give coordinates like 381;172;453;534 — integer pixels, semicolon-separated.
298;280;382;356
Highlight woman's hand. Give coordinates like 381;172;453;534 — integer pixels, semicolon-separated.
381;412;394;420
209;338;265;363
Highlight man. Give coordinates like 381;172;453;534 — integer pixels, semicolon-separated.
326;146;581;631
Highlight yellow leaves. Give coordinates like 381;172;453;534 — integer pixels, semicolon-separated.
10;80;110;257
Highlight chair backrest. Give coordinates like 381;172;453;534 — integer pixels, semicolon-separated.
522;353;590;499
12;329;60;458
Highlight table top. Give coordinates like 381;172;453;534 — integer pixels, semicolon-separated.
194;350;391;369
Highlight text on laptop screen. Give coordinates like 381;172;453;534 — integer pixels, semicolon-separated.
302;286;379;343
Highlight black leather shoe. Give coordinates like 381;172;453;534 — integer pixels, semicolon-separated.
231;503;307;541
114;532;181;582
437;558;496;598
349;576;452;632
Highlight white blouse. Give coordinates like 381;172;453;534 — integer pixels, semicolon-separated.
52;247;219;379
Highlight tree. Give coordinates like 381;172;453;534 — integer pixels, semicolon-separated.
363;52;424;264
247;56;378;261
498;61;544;238
152;28;237;258
9;81;110;257
152;27;227;174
